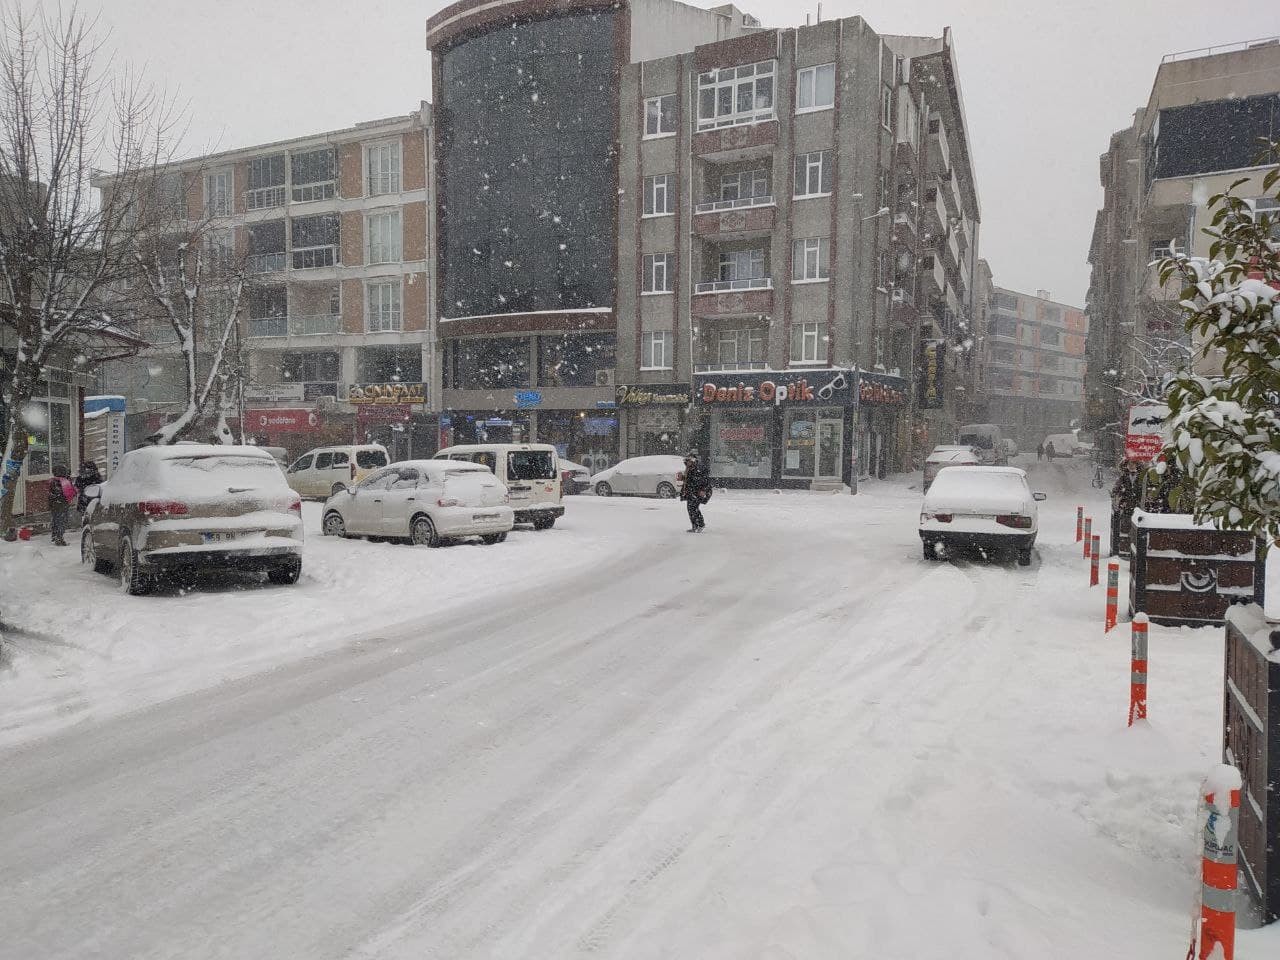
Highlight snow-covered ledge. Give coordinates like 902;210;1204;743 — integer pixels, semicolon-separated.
1130;509;1220;530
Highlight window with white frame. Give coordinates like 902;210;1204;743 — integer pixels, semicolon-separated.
641;331;674;369
642;253;672;293
291;148;336;202
796;63;835;112
644;95;677;137
792;237;830;281
720;169;770;202
718;248;766;282
204;169;232;217
643;174;674;216
793;150;832;197
696;60;775;130
366;141;402;196
716;328;766;368
366;279;402;332
881;85;894;130
366;210;402;264
790;321;824;363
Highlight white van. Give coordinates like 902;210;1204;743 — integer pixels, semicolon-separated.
956;423;1008;466
434;443;564;529
286;444;390;498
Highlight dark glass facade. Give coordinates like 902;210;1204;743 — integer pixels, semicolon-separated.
1151;93;1280;180
437;9;618;318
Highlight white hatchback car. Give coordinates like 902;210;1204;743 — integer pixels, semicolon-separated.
321;460;514;547
590;455;686;498
919;465;1046;566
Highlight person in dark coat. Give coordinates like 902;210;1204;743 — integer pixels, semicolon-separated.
679;450;712;533
1109;460;1141;555
75;460;102;513
48;464;73;546
1035;441;1045;461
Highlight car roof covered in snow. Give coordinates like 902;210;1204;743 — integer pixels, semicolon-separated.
390;459;490;473
129;444;277;462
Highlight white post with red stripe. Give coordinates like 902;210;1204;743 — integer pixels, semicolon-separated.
1105;559;1119;632
1196;765;1241;959
1083;517;1092;559
1129;613;1147;726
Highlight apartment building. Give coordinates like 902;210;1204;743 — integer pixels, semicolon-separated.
1086;37;1280;458
984;287;1087;447
95;108;434;460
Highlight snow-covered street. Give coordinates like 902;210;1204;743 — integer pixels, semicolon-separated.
0;458;1274;958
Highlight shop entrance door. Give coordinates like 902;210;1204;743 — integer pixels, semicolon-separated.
816;418;843;480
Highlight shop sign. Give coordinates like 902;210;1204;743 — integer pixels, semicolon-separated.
695;370;852;407
858;371;908;406
246;408;321;433
357;403;412;426
1125;401;1170;463
347;382;425;405
919;340;945;410
514;390;542;409
719;424;766;443
245;383;304;402
615;384;689;406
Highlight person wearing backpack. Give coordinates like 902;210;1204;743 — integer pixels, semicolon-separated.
48;464;76;546
678;450;712;533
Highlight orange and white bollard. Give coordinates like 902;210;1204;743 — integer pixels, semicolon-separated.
1197;765;1242;959
1076;506;1083;543
1105;559;1119;632
1090;535;1100;586
1129;613;1148;726
1083;518;1092;559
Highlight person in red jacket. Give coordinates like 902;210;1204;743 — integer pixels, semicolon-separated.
47;464;74;546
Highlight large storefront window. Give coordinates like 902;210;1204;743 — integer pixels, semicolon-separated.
447;412;530;445
450;338;530;389
539;411;618;474
24;397;71;476
637;408;683;456
783;407;843;479
710;410;772;479
538;333;616;387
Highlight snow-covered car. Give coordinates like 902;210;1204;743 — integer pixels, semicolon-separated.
559;459;591;496
590;455;686;498
922;445;981;492
919;465;1047;566
80;444;304;595
321;459;514;547
1042;433;1080;459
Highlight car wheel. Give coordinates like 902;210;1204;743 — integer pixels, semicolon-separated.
322;511;347;538
330;482;347;497
267;557;302;585
118;535;152;596
595;481;612;497
532;516;556;530
481;532;507;545
656;481;676;499
411;515;440;547
1017;547;1033;567
922;540;940;561
81;528;110;574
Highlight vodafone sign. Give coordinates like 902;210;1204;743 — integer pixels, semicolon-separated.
246;408;322;434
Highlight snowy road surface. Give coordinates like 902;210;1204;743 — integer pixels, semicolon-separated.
0;459;1275;958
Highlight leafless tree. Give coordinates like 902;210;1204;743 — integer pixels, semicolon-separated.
0;4;179;535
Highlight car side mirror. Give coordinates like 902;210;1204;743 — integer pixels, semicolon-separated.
1033;492;1047;501
83;484;101;500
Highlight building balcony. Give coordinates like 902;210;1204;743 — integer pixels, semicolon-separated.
920;254;945;299
894;138;918;169
927;120;951;178
291;245;339;270
924;186;947;236
940;171;960;218
246;317;288;339
693;119;778;161
693;361;769;373
943;227;961;270
246;186;287;211
289;313;343;336
888;288;918;328
690;281;774;318
693;199;776;238
247;252;287;274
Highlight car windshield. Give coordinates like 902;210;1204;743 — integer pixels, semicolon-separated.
957;433;994;449
507;451;555;480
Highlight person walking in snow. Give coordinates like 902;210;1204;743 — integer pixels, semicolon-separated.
1036;440;1045;461
48;464;75;546
679;450;712;533
75;460;102;514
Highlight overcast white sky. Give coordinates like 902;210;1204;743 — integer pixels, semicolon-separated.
89;0;1273;307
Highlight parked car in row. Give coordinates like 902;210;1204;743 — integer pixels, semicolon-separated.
559;459;592;496
322;460;513;546
922;445;981;492
956;423;1008;466
435;443;563;528
919;465;1046;566
590;455;686;498
81;444;304;595
286;444;389;498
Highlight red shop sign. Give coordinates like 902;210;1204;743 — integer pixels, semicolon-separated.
246;408;321;433
357;403;412;427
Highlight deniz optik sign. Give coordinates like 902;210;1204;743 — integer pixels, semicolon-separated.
696;371;852;406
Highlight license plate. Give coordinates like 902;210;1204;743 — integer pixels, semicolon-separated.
472;512;500;521
201;531;238;543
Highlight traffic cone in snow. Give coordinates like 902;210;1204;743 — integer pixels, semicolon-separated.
1129;614;1148;726
1075;506;1083;543
1083;518;1092;559
1090;536;1100;586
1104;559;1119;632
1197;765;1241;959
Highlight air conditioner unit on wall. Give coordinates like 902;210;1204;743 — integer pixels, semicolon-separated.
595;370;615;387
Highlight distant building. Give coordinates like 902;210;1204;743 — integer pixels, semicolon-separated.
983;287;1087;447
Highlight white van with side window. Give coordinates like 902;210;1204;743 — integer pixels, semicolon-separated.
434;443;564;529
286;444;389;498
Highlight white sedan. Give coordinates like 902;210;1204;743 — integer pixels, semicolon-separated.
321;460;514;547
590;455;687;498
919;465;1046;566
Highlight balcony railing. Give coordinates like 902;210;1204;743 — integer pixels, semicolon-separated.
289;313;342;336
292;181;335;203
694;361;769;372
246;186;286;210
695;195;774;214
292;245;338;270
247;252;287;274
694;277;773;294
247;317;288;338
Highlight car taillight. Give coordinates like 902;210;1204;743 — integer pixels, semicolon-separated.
138;500;189;517
288;498;302;516
921;512;953;523
437;497;460;507
996;514;1033;529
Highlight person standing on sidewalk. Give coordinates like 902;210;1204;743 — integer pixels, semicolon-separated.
48;464;75;546
679;450;712;533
